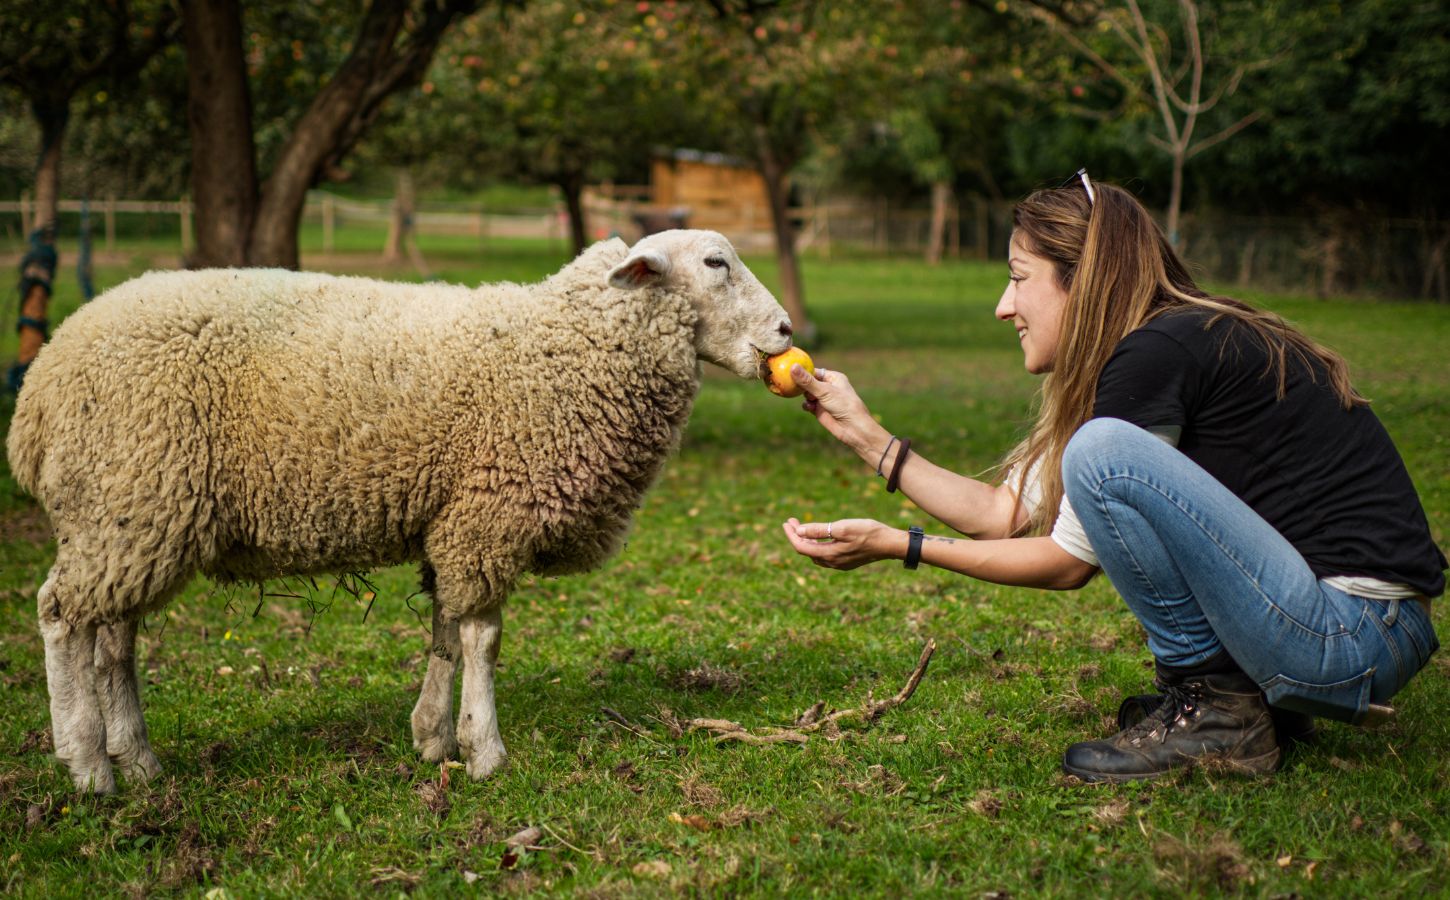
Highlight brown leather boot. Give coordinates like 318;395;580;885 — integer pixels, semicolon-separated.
1063;672;1281;783
1116;692;1317;746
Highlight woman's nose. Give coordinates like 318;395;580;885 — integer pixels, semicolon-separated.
995;289;1015;321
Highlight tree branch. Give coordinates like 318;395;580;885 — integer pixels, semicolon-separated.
1185;108;1263;159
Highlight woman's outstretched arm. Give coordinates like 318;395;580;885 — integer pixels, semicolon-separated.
789;364;1025;540
783;518;1097;591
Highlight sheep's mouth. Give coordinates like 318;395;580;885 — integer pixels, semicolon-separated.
754;346;772;382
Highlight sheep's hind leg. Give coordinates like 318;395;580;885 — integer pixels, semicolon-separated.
95;618;162;783
39;585;114;793
457;605;507;779
411;600;461;763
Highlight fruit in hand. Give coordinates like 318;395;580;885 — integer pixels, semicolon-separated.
765;347;814;397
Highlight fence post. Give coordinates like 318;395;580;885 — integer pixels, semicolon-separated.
180;196;193;255
820;200;831;259
949;198;960;260
322;194;335;253
104;195;116;253
975;198;989;260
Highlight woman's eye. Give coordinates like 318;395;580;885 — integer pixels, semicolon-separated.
705;257;728;270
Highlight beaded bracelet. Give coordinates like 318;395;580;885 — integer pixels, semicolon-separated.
886;437;911;493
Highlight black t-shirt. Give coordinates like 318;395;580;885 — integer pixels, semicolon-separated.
1093;307;1446;598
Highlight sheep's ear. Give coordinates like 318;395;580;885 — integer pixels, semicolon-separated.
607;248;671;290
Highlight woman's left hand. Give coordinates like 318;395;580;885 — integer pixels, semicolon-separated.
782;517;900;570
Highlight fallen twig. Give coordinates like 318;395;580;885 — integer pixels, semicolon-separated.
687;639;937;746
601;705;661;743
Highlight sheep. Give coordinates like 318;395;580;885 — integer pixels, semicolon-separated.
7;229;795;793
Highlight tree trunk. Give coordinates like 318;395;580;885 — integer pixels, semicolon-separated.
248;1;411;268
753;124;813;344
182;0;258;268
384;169;415;261
559;172;588;258
1167;149;1185;248
29;98;68;235
925;180;952;266
14;97;69;375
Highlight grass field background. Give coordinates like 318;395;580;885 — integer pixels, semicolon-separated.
1;235;1446;896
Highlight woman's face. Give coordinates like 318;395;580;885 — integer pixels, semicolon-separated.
996;233;1069;374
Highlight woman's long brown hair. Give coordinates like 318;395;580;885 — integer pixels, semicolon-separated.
1002;180;1365;535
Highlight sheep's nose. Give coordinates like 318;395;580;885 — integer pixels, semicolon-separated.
778;321;793;338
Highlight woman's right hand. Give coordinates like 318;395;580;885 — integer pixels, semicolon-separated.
790;364;889;456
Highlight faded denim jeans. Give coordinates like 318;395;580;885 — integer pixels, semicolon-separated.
1063;418;1439;724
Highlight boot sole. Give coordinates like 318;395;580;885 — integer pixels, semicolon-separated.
1063;745;1282;784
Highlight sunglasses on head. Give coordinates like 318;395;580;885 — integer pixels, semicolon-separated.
1061;168;1095;205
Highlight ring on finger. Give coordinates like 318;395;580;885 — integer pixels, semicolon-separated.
826;522;833;540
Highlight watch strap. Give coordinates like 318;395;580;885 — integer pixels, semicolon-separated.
904;525;924;570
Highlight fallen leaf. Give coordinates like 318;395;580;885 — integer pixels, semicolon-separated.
1276;855;1293;868
505;825;543;849
669;811;715;831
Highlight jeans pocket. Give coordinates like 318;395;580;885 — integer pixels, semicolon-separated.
1261;669;1374;724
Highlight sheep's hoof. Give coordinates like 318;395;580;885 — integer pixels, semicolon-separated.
465;746;508;780
67;759;117;795
114;747;163;783
414;731;458;764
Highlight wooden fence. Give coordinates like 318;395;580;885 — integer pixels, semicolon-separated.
3;193;1444;299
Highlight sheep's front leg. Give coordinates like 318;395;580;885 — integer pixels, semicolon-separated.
95;618;162;783
457;605;507;779
411;601;461;763
39;596;114;793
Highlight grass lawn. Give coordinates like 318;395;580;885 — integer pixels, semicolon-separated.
1;240;1446;896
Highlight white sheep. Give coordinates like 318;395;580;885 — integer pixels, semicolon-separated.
7;230;795;793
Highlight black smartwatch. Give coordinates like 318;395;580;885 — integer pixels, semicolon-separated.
904;525;924;570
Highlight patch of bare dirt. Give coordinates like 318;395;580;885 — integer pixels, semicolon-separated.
1152;830;1252;892
666;661;747;694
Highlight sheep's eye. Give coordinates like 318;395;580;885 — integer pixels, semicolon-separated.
704;256;729;270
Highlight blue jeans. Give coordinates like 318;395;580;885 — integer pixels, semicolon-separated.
1063;418;1439;724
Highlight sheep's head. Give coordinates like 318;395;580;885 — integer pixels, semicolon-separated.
606;229;793;380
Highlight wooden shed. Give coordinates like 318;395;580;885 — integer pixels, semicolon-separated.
649;148;773;235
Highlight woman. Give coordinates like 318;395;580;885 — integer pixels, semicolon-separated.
782;174;1444;783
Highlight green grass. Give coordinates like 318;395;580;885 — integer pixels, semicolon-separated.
1;242;1446;896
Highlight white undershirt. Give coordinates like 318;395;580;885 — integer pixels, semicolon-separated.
1007;461;1098;567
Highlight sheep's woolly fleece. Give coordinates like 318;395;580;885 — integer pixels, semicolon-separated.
8;238;700;624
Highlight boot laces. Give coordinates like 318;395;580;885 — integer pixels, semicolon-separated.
1126;682;1200;745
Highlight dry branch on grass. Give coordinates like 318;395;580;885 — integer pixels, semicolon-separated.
687;639;937;746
